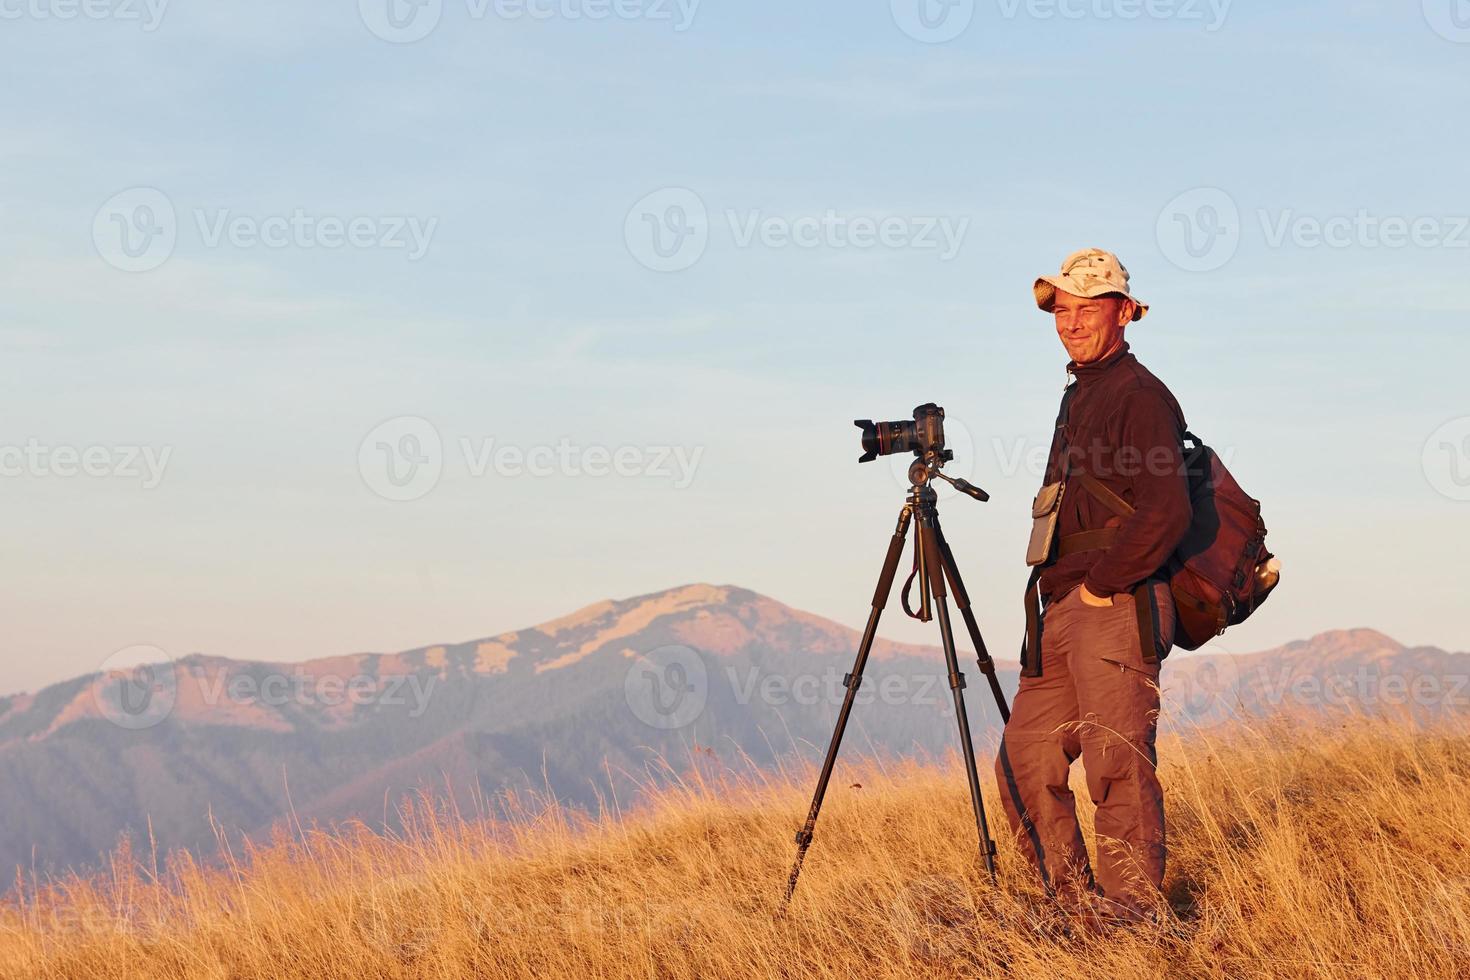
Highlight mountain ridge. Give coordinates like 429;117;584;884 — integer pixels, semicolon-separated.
0;584;1461;878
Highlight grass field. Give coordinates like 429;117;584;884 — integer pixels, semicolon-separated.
3;717;1469;979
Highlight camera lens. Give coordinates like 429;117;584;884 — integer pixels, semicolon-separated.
854;419;917;463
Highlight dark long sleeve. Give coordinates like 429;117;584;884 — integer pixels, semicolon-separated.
1082;389;1191;598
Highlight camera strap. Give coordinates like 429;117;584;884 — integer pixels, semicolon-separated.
1020;381;1080;677
900;549;922;620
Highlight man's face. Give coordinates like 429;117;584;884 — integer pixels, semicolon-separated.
1052;290;1135;364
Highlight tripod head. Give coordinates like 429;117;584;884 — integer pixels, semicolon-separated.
907;453;990;503
900;451;989;626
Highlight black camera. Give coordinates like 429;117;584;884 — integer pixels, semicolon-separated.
855;403;953;464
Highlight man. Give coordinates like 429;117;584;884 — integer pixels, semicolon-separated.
995;247;1192;926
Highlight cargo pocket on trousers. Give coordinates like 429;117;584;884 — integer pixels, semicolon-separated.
1083;739;1137;807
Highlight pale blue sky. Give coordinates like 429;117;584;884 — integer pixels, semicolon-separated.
2;1;1467;695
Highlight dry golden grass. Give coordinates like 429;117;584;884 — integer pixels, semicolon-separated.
3;718;1470;979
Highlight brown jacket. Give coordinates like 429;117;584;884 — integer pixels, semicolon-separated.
1037;342;1191;603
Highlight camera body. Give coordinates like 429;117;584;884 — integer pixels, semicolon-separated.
855;403;953;464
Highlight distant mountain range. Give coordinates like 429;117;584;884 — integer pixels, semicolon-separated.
1;584;1463;877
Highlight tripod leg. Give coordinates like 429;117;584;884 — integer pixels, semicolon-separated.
781;505;914;909
918;518;999;882
936;529;1011;725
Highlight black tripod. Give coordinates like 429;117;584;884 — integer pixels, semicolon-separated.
781;457;1012;908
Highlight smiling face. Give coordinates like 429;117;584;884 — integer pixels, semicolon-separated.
1052;289;1136;364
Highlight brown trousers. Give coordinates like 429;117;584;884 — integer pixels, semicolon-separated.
994;580;1173;916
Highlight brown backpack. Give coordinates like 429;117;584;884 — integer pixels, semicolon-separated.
1076;432;1279;651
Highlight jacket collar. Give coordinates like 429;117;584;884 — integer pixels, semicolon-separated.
1068;340;1131;385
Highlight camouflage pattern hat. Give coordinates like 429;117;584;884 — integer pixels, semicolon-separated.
1034;247;1149;321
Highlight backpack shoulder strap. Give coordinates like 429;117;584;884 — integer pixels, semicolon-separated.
1074;470;1135;518
1049;382;1081;481
1022;381;1084;678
